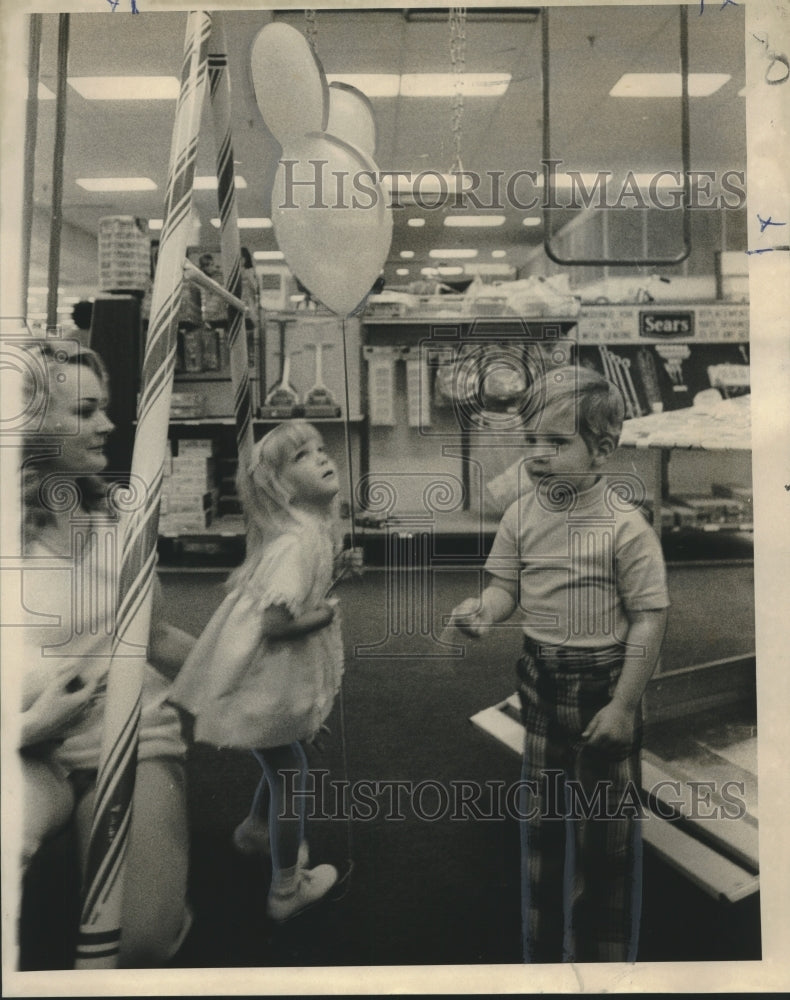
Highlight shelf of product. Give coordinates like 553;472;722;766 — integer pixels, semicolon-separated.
619;394;752;536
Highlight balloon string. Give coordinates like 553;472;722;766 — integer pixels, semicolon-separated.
340;317;357;551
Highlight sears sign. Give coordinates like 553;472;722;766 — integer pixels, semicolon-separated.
639;311;694;337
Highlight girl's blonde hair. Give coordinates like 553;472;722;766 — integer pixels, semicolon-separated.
229;420;337;590
20;339;112;540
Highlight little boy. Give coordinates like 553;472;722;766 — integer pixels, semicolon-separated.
452;365;669;963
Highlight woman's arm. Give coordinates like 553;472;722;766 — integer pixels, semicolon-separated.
148;575;197;681
20;664;99;748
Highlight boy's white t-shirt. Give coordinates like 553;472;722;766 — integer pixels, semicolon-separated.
485;477;670;649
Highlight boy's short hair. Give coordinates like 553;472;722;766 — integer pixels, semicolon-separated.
526;364;625;450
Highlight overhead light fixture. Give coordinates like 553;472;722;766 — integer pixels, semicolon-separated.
194;175;248;190
408;218;426;228
76;176;157;191
149;219;163;230
444;215;506;228
69;75;181;100
400;73;511;97
325;73;400;97
631;172;683;189
400;250;415;259
396;268;410;276
253;250;285;261
609;73;731;97
211;216;271;229
429;248;478;259
422;265;465;277
522;217;541;227
491;250;507;258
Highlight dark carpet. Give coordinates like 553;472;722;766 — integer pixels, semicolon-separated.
19;564;761;970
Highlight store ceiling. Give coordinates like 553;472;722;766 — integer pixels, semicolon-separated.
31;5;747;289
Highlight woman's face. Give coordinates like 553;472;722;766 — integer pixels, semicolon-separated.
40;363;114;474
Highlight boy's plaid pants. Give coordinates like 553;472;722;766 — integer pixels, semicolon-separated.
516;638;643;963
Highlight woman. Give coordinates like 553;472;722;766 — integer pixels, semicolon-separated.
19;340;194;966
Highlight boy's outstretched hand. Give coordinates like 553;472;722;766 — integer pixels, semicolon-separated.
448;597;494;638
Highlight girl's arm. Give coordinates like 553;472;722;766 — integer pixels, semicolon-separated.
264;600;336;641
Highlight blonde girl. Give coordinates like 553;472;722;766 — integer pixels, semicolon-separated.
172;421;345;921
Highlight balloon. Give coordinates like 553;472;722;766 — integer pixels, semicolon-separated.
250;23;327;146
271;131;393;317
327;82;377;157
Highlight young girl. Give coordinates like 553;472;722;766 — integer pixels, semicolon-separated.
171;421;346;921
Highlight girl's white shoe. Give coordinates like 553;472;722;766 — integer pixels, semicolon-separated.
266;864;338;923
232;818;309;867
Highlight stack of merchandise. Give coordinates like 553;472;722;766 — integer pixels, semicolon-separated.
98;216;151;293
159;438;218;534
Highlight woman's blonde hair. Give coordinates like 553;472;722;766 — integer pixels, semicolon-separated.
20;339;112;538
228;420;337;590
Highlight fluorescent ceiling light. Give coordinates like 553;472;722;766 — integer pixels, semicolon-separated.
429;248;478;259
408;218;426;227
69;76;180;100
396;268;410;276
211;217;271;229
381;172;473;194
491;250;507;258
326;73;400;97
631;172;683;189
444;215;506;228
401;73;511;97
422;265;465;277
76;176;157;191
149;219;163;230
253;250;285;261
194;175;247;190
400;250;415;259
609;73;731;98
522;217;541;227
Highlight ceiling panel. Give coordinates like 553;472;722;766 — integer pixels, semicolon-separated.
30;5;747;288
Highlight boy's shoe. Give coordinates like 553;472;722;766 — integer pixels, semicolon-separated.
266;864;338;923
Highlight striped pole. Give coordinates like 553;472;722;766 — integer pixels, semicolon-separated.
207;14;254;471
75;11;212;968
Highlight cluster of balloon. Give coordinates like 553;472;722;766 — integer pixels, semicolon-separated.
251;23;393;318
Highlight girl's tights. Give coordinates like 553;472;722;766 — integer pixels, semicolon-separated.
252;742;307;871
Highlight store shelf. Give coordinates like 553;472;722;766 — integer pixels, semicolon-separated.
158;515;246;538
167;416;365;426
174;372;234;382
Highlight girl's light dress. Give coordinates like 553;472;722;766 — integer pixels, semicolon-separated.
171;518;344;749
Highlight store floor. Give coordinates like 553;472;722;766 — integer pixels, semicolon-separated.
19;563;761;969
